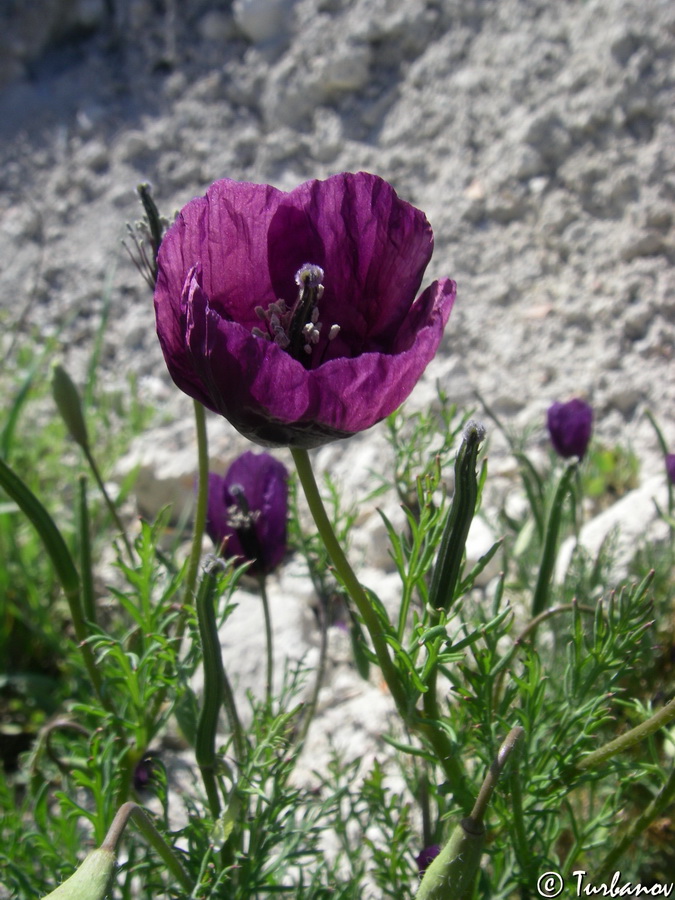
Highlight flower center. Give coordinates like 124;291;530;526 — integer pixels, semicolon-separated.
226;483;264;567
252;263;340;364
226;484;261;531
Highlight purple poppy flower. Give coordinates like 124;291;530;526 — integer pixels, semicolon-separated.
547;398;593;459
154;172;456;448
415;844;441;876
207;451;288;576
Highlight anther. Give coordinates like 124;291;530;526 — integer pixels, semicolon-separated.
295;263;325;289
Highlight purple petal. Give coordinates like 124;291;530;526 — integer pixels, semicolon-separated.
223;451;288;572
205;473;230;551
665;453;675;485
415;844;441;875
186;272;455;447
268;173;435;356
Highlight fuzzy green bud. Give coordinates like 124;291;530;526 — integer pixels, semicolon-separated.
52;364;90;451
40;848;115;899
415;818;485;900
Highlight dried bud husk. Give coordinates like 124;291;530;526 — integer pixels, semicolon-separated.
40;848;115;899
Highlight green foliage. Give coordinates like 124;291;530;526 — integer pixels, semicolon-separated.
2;312;673;898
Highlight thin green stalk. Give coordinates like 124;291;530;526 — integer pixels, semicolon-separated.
102;802;192;892
83;444;135;564
297;593;329;745
184;400;209;614
77;476;96;624
259;575;274;707
222;661;246;768
507;747;530;878
572;696;675;775
531;461;577;616
291;446;473;811
195;567;226;817
492;602;597;701
415;718;474;812
291;447;407;712
52;363;134;563
415;728;523;900
470;726;524;823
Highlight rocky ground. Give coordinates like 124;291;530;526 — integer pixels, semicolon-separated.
1;0;674;816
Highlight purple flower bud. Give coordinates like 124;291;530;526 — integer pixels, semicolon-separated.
415;844;441;876
207;451;288;576
154;172;456;448
666;453;675;485
133;755;157;791
547;398;593;459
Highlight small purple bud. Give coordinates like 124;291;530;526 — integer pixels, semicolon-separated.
415;844;441;876
133;756;156;791
666;453;675;485
206;451;288;576
547;398;593;460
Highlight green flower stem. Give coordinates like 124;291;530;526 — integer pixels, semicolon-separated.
184;400;209;614
415;726;524;900
531;461;578;616
291;447;473;810
101;802;192;892
297;593;329;745
596;762;675;879
52;364;134;564
291;448;408;711
259;575;274;707
573;695;675;775
416;716;474;814
195;566;227;817
192;564;246;769
507;747;530;879
221;660;246;766
470;726;524;823
77;477;96;624
420;645;471;810
82;443;135;564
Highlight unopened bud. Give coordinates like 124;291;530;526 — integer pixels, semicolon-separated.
52;365;89;451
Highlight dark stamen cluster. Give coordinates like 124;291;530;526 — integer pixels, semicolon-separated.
252;263;340;362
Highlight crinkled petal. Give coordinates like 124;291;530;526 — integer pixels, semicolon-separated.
185;271;455;447
156;179;282;329
268;173;435;355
